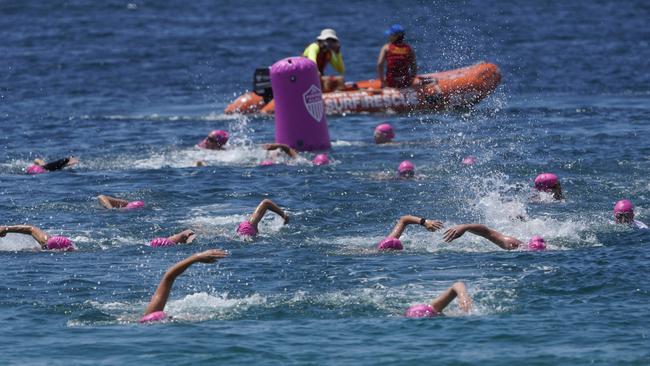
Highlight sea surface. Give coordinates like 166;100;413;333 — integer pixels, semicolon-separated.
1;0;649;364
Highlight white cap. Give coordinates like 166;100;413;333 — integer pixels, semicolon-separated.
317;28;339;41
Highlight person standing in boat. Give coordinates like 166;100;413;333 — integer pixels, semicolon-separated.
303;29;345;92
376;24;417;89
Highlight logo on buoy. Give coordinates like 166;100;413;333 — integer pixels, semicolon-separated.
303;84;324;122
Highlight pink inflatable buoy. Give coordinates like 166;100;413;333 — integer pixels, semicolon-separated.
270;57;331;151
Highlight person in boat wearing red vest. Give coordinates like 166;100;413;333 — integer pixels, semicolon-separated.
376;24;417;89
303;28;345;92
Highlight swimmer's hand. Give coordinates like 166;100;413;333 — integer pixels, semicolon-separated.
173;229;196;244
67;156;80;166
0;226;7;237
443;225;467;242
193;249;229;263
423;220;443;232
282;213;289;225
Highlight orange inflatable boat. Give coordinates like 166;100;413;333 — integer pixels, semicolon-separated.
225;62;501;115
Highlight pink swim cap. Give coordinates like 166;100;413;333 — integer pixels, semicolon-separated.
259;160;275;166
312;154;329;166
398;160;415;177
534;173;559;191
527;235;546;251
139;311;167;323
46;236;75;251
377;237;403;251
124;200;145;210
198;130;229;149
462;156;477;165
26;165;47;175
613;199;634;214
405;304;437;318
236;221;258;237
149;237;176;247
375;123;395;139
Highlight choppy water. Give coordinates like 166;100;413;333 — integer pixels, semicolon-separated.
1;0;649;364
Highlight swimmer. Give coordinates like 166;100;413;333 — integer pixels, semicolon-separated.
405;281;472;318
534;173;563;200
97;195;145;210
26;156;79;174
374;123;395;144
377;215;443;250
237;199;289;237
613;199;648;229
443;224;546;251
140;249;228;323
149;229;197;247
197;130;229;150
0;225;75;251
262;143;298;159
398;160;415;178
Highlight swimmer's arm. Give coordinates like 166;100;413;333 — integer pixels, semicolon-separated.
143;249;228;315
167;229;196;244
97;195;129;209
388;215;443;239
249;199;288;226
376;45;388;86
42;156;78;171
263;143;298;158
0;225;49;247
444;224;515;250
431;281;472;313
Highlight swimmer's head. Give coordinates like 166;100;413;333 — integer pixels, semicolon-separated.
312;154;329;166
46;236;75;251
374;123;395;144
236;221;258;237
405;304;437;318
259;160;275;167
26;165;47;175
198;130;229;149
527;235;546;251
149;237;176;247
398;160;415;178
462;156;477;165
139;311;167;323
124;200;145;210
534;173;559;191
614;199;635;223
377;237;403;251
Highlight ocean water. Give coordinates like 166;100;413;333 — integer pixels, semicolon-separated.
1;0;650;364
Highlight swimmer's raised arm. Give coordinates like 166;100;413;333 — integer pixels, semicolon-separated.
143;249;228;316
0;225;49;248
430;281;472;313
443;224;521;250
249;199;289;226
97;195;129;209
387;215;443;239
262;143;298;159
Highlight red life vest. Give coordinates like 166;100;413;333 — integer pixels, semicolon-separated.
385;43;414;88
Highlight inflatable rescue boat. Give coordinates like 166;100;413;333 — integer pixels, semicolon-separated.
225;62;501;115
